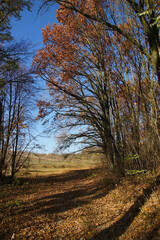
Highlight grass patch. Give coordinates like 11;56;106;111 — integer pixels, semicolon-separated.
6;199;23;208
19;152;102;176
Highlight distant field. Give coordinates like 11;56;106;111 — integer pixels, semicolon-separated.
20;152;104;176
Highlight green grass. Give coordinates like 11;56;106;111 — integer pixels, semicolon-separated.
6;199;23;208
20;152;103;176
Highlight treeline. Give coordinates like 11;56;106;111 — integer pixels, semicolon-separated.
0;0;36;180
33;0;160;175
1;0;159;179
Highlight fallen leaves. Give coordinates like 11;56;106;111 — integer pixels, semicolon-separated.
0;169;160;239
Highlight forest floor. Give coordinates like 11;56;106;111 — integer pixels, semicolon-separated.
0;168;160;240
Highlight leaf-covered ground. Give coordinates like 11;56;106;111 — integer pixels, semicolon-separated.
0;169;160;240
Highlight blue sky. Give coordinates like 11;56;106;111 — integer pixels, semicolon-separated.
11;0;58;47
11;0;59;153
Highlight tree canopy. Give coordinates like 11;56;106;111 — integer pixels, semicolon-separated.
42;0;160;81
34;0;160;173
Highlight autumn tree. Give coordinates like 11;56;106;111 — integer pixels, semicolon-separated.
34;0;160;173
0;0;33;156
42;0;160;82
0;0;35;180
110;31;160;170
0;49;36;180
33;5;130;173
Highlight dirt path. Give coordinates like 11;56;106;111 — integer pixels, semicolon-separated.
0;169;160;239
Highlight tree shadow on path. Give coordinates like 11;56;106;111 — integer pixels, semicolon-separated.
13;169;119;216
20;169;97;184
90;175;160;240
